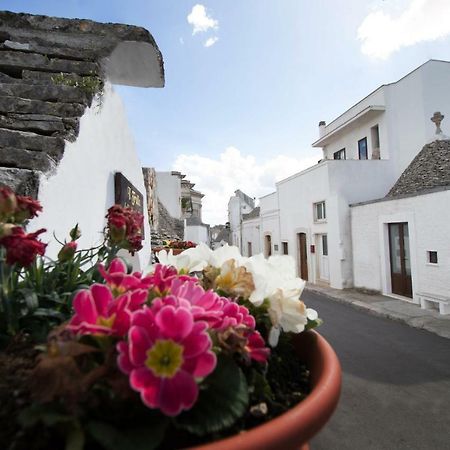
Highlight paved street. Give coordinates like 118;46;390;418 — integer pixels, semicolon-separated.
303;291;450;450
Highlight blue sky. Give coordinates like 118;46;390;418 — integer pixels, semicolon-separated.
2;1;450;224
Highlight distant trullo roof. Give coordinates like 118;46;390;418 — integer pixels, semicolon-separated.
387;112;450;198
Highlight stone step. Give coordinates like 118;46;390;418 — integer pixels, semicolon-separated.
0;166;40;197
0;128;65;160
0;146;55;172
0;50;99;76
0;40;98;62
0;81;92;104
0;113;65;133
0;95;86;117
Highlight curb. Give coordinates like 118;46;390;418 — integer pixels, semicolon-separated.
304;286;450;340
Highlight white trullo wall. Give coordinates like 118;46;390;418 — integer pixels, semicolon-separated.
30;84;151;270
351;190;450;300
155;172;182;219
184;224;209;245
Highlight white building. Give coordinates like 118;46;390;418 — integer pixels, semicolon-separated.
238;59;450;299
155;171;183;220
351;129;450;313
155;171;210;245
228;189;256;248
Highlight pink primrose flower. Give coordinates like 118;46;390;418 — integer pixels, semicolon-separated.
67;284;134;337
167;278;225;326
99;258;153;296
245;331;270;363
117;304;216;416
146;264;197;297
217;300;256;331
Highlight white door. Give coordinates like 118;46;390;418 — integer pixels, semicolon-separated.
317;234;329;281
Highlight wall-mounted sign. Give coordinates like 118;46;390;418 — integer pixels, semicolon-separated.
114;172;145;236
310;245;315;254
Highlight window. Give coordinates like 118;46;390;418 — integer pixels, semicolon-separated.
282;241;289;255
358;137;368;160
274;244;279;252
322;235;328;256
247;242;252;257
314;201;326;221
428;251;438;264
371;125;380;148
333;148;346;160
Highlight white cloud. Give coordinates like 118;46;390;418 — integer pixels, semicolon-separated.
173;147;318;225
204;36;219;47
179;37;184;45
187;4;218;35
358;0;450;59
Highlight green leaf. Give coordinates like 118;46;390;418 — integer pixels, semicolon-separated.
87;417;168;450
175;355;249;436
32;308;66;320
18;403;74;427
305;318;323;331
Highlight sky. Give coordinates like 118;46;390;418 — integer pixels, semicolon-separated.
2;0;450;224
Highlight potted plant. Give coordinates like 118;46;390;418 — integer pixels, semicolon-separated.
0;188;341;450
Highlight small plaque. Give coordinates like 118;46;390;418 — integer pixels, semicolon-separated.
114;172;145;237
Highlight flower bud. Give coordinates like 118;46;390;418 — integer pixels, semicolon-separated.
58;241;77;262
0;187;17;219
69;224;81;241
0;223;16;239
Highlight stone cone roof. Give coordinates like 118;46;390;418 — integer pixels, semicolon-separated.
243;206;260;220
0;11;164;197
387;139;450;198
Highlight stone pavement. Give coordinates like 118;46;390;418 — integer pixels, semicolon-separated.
304;283;450;339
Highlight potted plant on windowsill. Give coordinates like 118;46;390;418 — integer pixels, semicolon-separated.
0;188;341;450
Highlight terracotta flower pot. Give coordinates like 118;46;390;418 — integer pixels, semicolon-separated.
192;330;341;450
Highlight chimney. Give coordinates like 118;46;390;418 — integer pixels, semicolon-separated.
319;121;326;138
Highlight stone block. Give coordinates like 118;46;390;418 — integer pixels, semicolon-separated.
0;96;86;117
0;128;65;160
0;167;40;197
0;146;55;171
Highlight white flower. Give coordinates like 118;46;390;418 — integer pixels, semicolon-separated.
154;245;210;273
244;253;309;342
209;244;247;268
306;308;318;321
268;281;308;333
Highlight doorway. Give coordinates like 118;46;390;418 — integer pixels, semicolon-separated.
297;233;308;281
264;234;272;257
316;234;329;282
388;223;412;298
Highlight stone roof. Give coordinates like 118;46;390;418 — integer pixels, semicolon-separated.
387;139;450;198
235;189;255;209
242;206;260;220
213;227;231;244
186;216;205;226
0;11;164;197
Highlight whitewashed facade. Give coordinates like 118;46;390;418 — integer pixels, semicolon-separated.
228;190;255;248
352;188;450;310
155;171;183;220
237;60;450;298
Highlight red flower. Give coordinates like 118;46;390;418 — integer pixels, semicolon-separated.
106;205;144;253
14;195;42;222
0;227;47;267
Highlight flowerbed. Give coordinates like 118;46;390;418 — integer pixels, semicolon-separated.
0;188;322;450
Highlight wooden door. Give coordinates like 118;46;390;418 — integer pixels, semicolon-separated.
388;223;412;298
298;233;308;281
